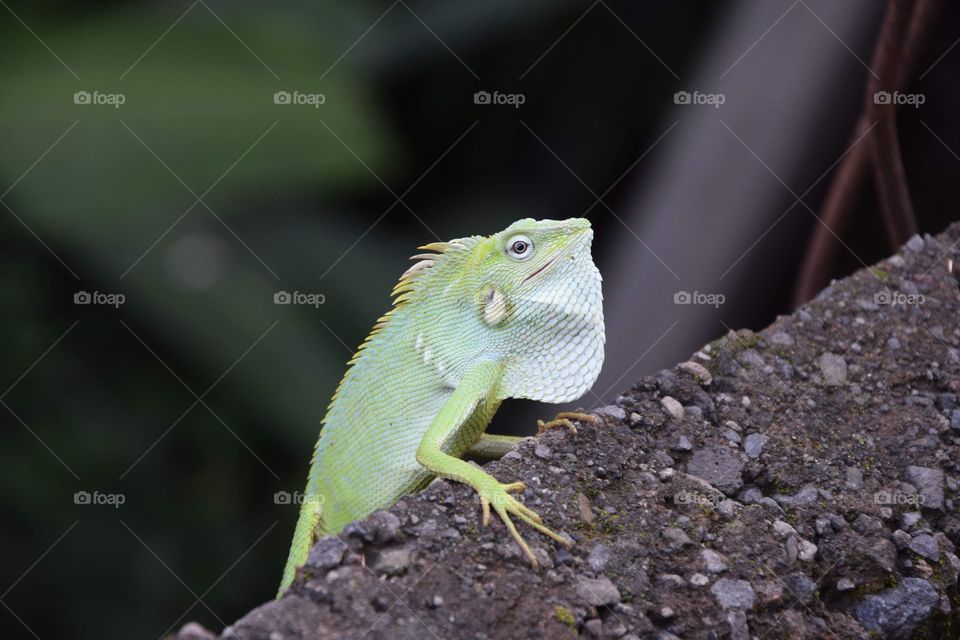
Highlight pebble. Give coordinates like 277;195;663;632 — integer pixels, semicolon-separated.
575;576;621;606
855;577;938;639
892;530;913;550
909;534;940;562
534;443;552;459
837;577;855;591
588;544;612;572
689;573;709;587
678;360;712;385
819;352;848;385
701;549;728;573
687;447;745;495
798;539;818;561
772;520;797;538
902;512;922;529
710;578;756;610
660;396;685;421
905;235;925;252
906;465;945;510
372;546;413;575
887;337;902;350
771;331;795;347
307;538;347;570
723;429;742;444
672;435;693;452
743;433;769;459
593;405;626;421
662;527;692;549
845;467;864;489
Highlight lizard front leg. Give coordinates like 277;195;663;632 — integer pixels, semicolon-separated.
415;362;570;567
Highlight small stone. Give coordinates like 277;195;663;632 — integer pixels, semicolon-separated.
774;484;819;508
657;574;685;589
887;337;902;350
723;429;742;444
372;546;413;575
534;443;552;459
662;527;692;549
711;578;755;610
575;576;621;606
902;512;923;529
855;577;938;639
584;618;603;637
690;573;709;587
782;573;816;602
864;537;898;573
687;447;745;495
819;352;848;385
837;578;855;591
701;549;728;573
905;235;924;252
743;433;769;459
593;405;626;421
307;538;347;570
798;539;818;561
906;466;945;510
672;435;693;452
727;610;749;640
588;544;612;572
771;331;795;347
909;534;940;562
845;467;864;489
854;514;883;535
893;530;913;550
951;409;960;431
660;396;685;421
678;360;712;385
772;520;797;538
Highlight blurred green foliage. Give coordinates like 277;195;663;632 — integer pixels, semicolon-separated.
0;1;713;637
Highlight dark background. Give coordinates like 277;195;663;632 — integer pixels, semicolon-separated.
1;1;958;637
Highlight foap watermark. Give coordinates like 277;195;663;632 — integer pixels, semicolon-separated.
74;90;126;109
474;90;525;108
674;290;725;308
673;489;725;507
74;290;125;308
273;490;323;506
674;90;725;109
873;90;924;108
874;489;925;507
274;90;326;108
874;289;925;306
274;290;325;308
74;490;126;508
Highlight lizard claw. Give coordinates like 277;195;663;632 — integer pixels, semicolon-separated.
477;480;571;568
537;411;600;436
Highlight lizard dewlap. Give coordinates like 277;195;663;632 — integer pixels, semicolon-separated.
278;217;605;595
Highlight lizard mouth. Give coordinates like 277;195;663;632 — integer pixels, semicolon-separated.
522;256;558;283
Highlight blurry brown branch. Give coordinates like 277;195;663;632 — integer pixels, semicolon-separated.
792;0;942;306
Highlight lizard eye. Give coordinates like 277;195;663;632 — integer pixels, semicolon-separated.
506;235;534;261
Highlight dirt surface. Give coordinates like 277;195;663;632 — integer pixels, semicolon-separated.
178;224;960;640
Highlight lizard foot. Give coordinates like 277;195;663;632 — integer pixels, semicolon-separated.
478;480;571;568
536;411;601;436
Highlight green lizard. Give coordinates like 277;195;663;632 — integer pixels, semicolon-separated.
278;217;605;595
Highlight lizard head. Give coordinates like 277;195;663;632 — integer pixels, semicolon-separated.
473;217;606;403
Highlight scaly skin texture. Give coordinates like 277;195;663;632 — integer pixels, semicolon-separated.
278;218;605;595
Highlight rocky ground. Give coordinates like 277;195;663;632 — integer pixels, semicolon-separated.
178;224;960;639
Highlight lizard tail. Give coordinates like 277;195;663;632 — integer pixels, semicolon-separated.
276;495;325;598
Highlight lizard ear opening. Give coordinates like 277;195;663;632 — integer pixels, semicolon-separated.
479;284;509;326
